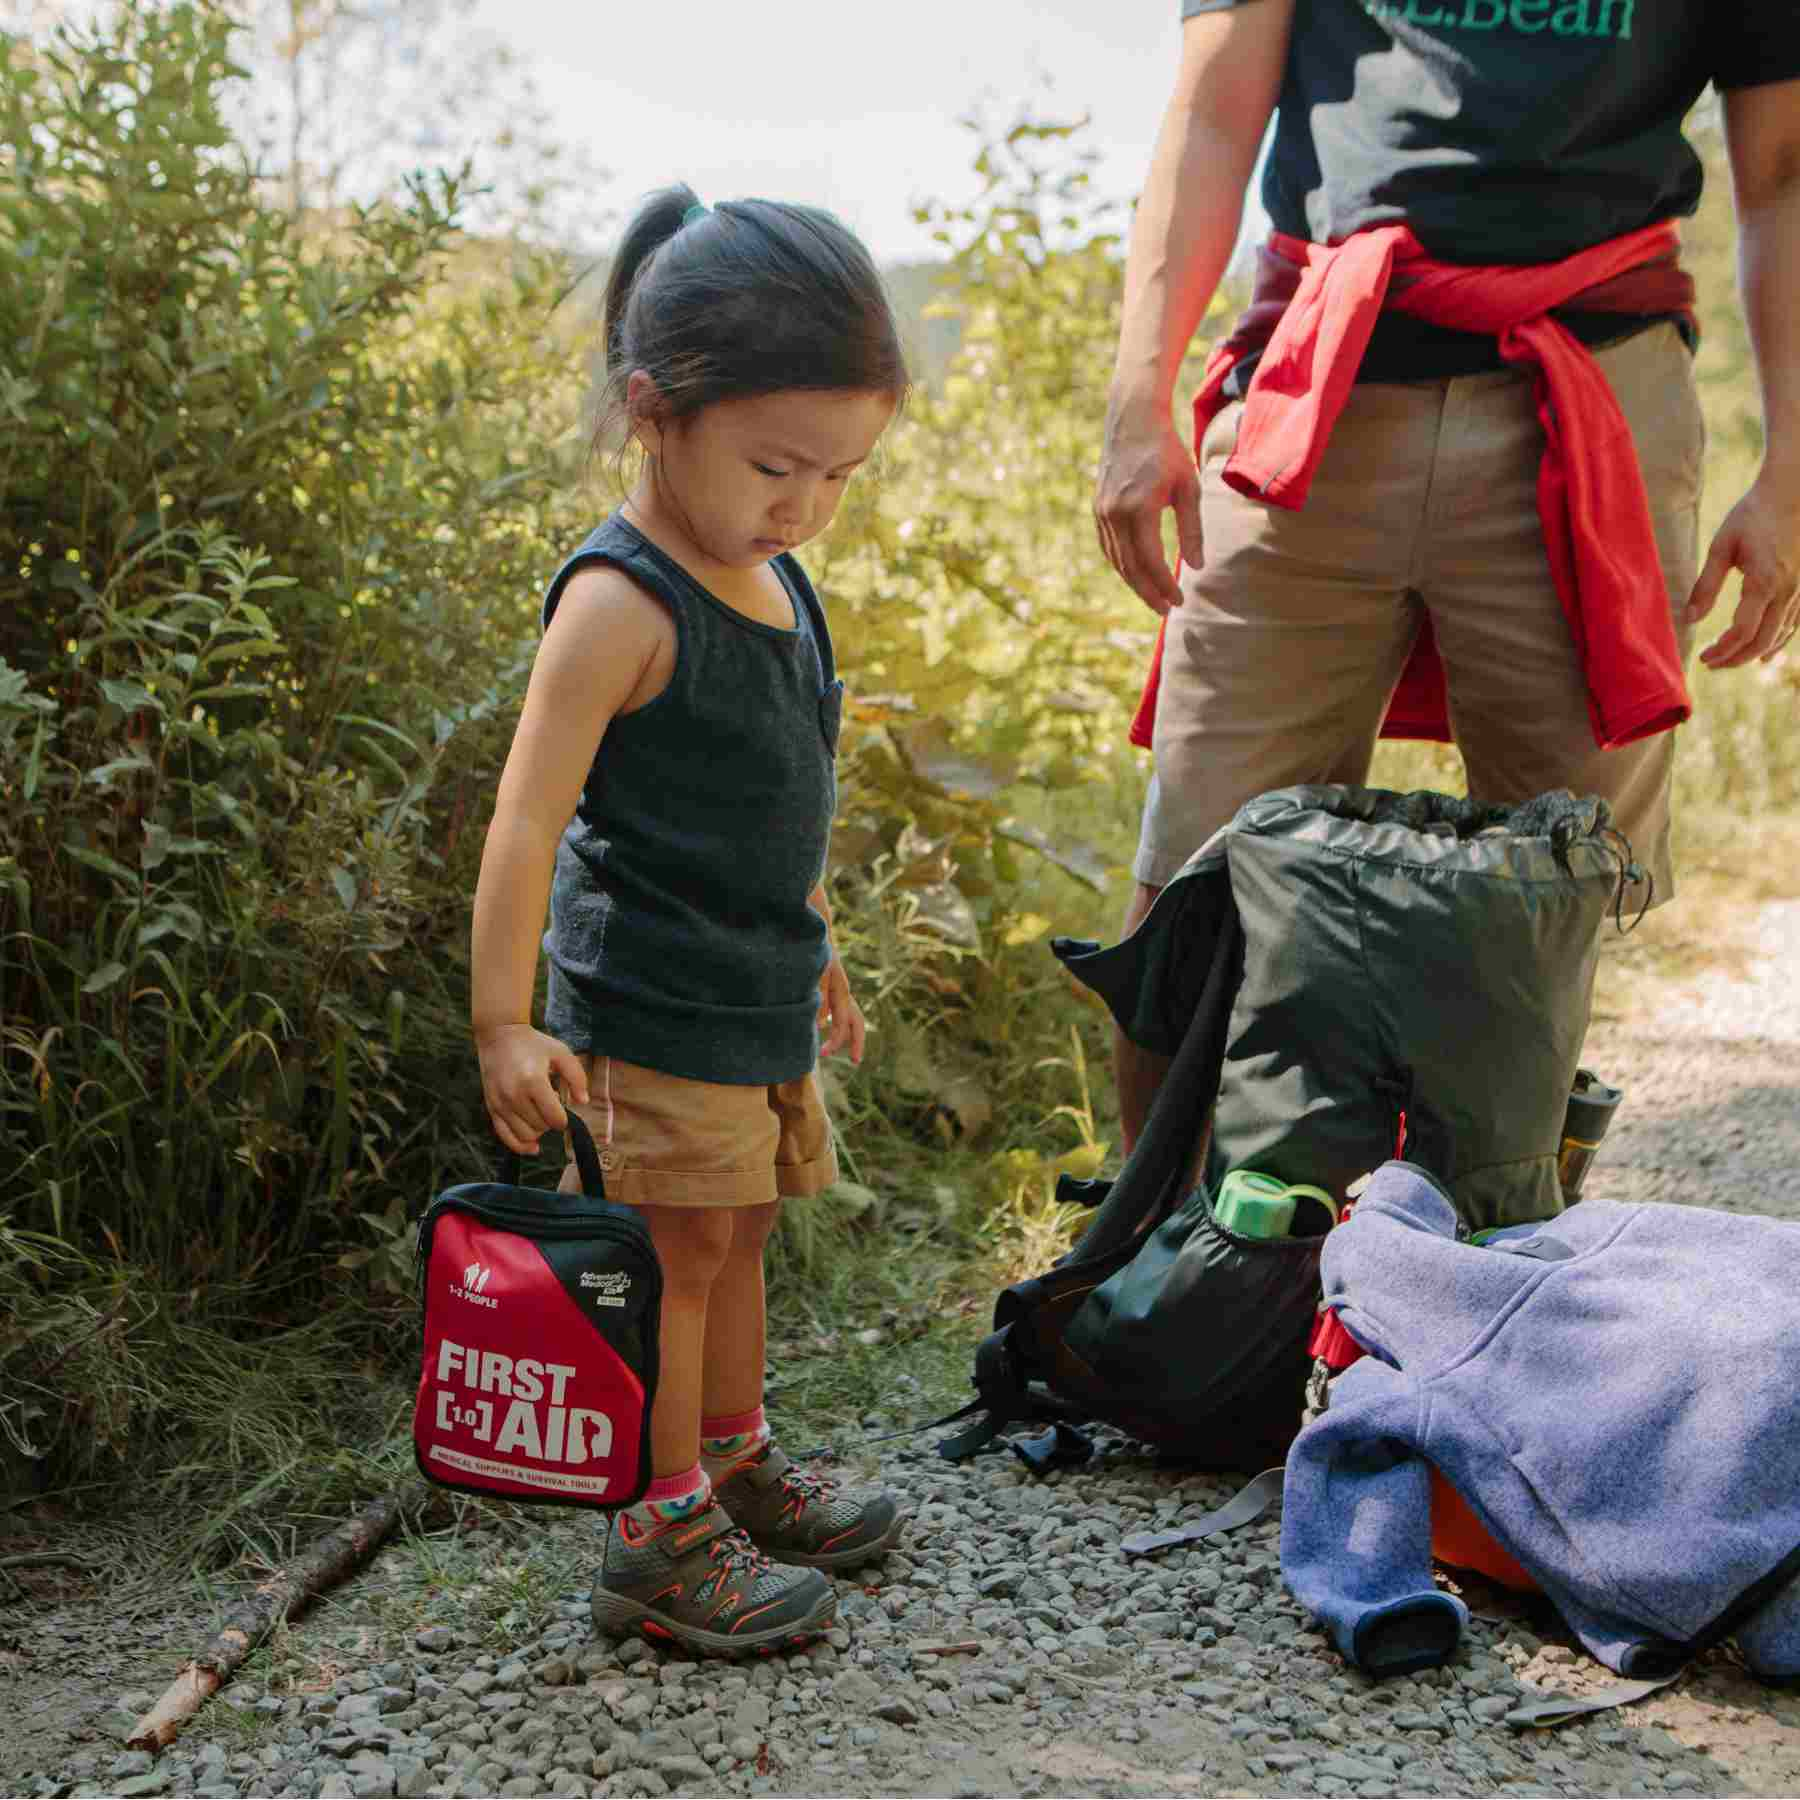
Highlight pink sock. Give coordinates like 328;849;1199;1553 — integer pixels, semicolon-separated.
625;1463;710;1527
700;1406;770;1482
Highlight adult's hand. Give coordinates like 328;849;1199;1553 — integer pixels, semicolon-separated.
1094;398;1205;617
1686;472;1800;667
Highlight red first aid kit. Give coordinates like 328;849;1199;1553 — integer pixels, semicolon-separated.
414;1111;660;1509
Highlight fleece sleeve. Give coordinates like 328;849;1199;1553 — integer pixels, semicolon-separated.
1280;1358;1466;1677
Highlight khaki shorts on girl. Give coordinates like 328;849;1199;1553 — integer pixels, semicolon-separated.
558;1054;839;1210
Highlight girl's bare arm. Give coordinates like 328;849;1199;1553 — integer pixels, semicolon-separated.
472;567;673;1150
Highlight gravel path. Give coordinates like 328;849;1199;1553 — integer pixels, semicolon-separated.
7;891;1799;1800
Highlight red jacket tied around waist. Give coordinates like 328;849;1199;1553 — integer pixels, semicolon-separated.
1129;222;1696;753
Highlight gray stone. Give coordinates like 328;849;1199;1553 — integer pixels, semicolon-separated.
346;1754;396;1799
730;1694;771;1735
1315;1755;1394;1782
830;1668;881;1707
393;1758;432;1800
619;1771;669;1798
874;1696;919;1726
493;1662;531;1690
110;1751;157;1779
656;1755;713;1784
113;1777;173;1799
317;1781;355;1800
414;1625;456;1652
453;1669;495;1699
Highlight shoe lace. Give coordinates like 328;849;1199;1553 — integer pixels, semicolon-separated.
774;1462;838;1530
709;1527;774;1582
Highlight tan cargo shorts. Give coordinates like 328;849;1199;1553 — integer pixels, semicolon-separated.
1136;321;1705;907
558;1054;839;1210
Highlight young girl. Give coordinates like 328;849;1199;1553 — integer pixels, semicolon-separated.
470;185;909;1659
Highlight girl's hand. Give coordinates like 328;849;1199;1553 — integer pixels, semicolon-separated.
476;1023;590;1154
817;957;866;1064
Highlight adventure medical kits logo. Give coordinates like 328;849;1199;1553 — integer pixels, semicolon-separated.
580;1269;632;1308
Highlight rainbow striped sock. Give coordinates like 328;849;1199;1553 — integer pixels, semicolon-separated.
700;1406;770;1485
620;1464;710;1532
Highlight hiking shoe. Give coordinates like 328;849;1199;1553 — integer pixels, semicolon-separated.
712;1441;902;1570
589;1498;835;1657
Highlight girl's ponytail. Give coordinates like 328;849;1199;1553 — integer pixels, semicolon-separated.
601;182;701;376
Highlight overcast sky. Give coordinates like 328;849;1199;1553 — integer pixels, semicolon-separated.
472;1;1201;261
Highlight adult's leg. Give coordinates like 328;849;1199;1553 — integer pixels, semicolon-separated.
1421;323;1704;909
1120;384;1438;1147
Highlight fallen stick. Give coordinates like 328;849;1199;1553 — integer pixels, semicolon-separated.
911;1638;983;1657
128;1489;407;1752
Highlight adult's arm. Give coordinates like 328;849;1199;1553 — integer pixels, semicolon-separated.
1687;77;1800;667
1094;0;1295;615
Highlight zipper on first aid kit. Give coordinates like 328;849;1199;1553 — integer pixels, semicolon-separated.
420;1195;644;1240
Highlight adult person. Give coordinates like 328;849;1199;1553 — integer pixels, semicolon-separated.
1095;0;1800;1149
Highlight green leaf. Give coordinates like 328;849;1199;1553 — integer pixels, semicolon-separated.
892;717;1018;800
100;679;162;714
64;844;139;886
23;716;45;802
995;821;1110;893
140;901;205;946
86;754;155;787
82;960;127;994
331;866;358;911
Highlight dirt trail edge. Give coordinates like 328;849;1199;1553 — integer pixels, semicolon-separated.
4;888;1798;1800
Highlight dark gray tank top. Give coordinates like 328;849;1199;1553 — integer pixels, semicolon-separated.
540;513;842;1084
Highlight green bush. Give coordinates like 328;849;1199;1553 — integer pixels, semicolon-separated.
0;1;594;1298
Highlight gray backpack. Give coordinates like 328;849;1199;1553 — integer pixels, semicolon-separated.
934;785;1639;1470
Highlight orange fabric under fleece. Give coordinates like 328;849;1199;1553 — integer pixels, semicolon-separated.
1129;222;1697;752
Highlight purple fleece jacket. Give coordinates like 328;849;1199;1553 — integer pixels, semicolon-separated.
1281;1162;1800;1680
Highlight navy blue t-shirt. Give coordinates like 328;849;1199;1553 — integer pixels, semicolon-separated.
1181;0;1800;378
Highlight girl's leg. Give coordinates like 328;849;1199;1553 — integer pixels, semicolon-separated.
702;1202;901;1570
638;1203;736;1477
699;1201;779;1484
701;1200;778;1419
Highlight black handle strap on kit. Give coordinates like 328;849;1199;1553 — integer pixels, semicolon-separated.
495;1104;607;1199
